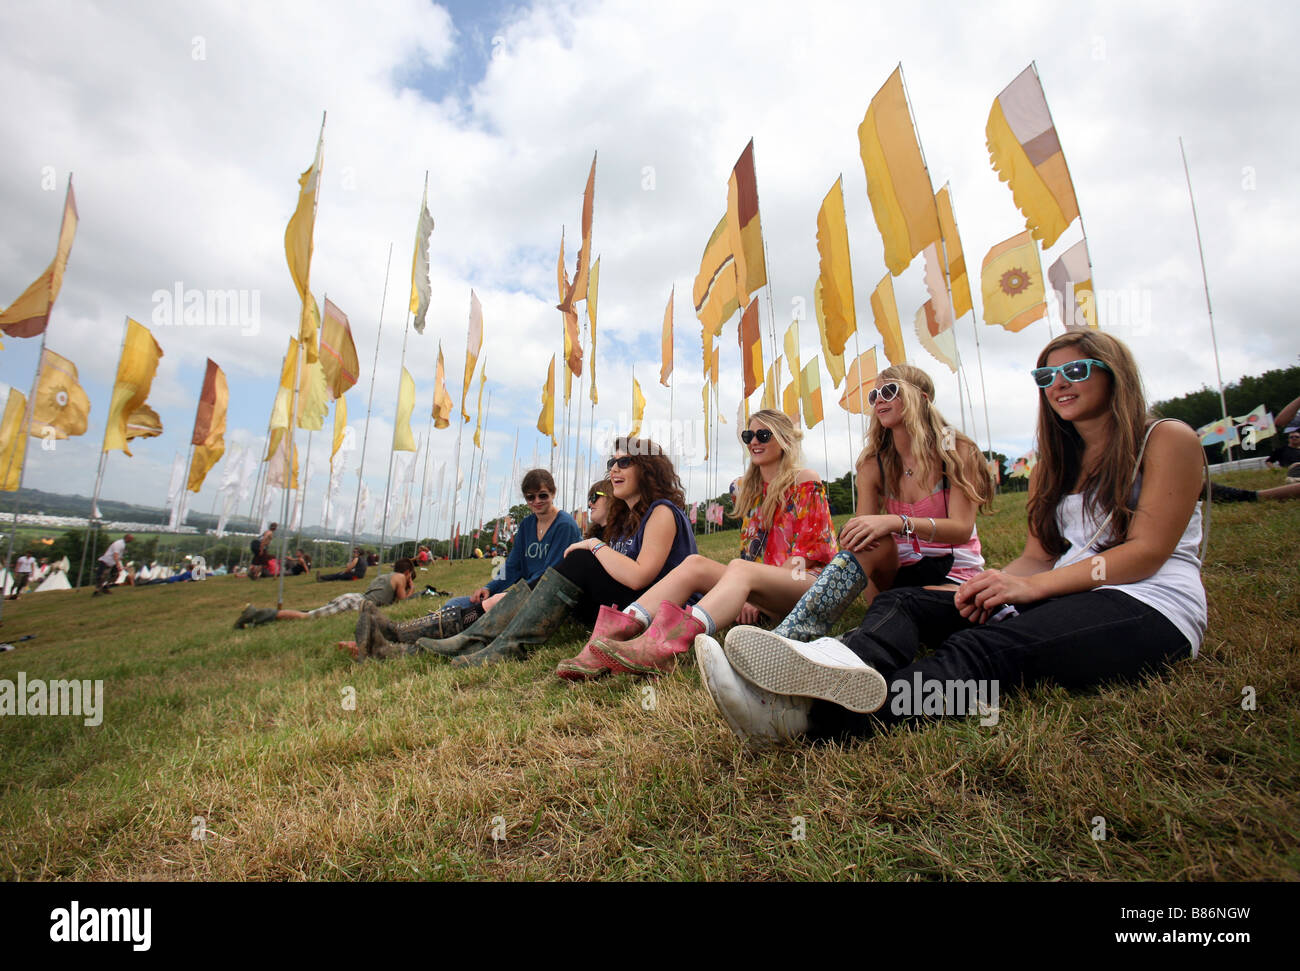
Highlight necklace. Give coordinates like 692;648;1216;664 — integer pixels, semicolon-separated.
904;466;914;477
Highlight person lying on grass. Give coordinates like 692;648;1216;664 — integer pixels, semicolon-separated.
698;330;1208;746
360;438;697;667
234;558;416;629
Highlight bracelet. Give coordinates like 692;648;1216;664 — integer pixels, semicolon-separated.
591;541;606;553
898;514;912;535
928;517;937;541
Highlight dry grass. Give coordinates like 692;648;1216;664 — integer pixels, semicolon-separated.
1;468;1297;881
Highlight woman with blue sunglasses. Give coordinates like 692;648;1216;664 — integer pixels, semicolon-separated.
702;331;1209;745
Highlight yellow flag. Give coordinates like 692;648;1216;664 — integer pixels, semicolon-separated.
285;124;323;363
693;215;741;337
739;300;763;398
0;389;28;491
660;287;674;386
761;356;781;411
800;358;824;429
563;320;574;405
702;382;711;462
784;320;801;388
409;180;435;333
858;67;941;276
296;359;329;430
782;378;800;425
815;176;858;357
935;185;973;318
463;289;484;422
588;257;600;405
537;355;557;445
987;65;1080;249
432;342;454;429
29;348;90;440
104;318;164;456
125;405;162;444
265;337;299;461
1;182;78;339
393;366;416;452
631;376;646;436
332;394;348;461
187;359;228;492
320;298;360;399
839;348;879;414
870;273;906;366
814;279;846;388
560;152;597;311
472;364;487;449
981;231;1048;332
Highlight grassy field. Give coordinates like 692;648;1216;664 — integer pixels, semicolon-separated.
1;469;1297;881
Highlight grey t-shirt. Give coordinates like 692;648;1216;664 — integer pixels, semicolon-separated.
363;573;398;606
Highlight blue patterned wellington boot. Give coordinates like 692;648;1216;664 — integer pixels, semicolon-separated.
771;550;868;641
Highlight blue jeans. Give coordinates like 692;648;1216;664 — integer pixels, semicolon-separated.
443;595;473;611
810;586;1192;739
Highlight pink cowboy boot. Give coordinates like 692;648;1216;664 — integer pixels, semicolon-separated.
555;605;645;681
595;601;704;677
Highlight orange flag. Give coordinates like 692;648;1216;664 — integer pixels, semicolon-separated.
727;139;768;305
870;274;906;367
815;176;857;358
187;359;228;492
838;348;879;414
660;287;674;386
0;181;77;339
560;152;597;312
556;228;582;379
935;185;973;318
320;298;360;399
432;342;454;429
693;215;741;337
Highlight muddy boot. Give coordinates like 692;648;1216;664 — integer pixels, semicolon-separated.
452;569;583;669
234;603;259;629
412;581;531;658
238;606;279;628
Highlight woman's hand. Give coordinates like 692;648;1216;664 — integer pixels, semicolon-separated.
737;601;762;625
564;538;599;558
954;569;1040;624
839;515;902;553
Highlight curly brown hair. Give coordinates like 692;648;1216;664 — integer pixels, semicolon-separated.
603;437;686;543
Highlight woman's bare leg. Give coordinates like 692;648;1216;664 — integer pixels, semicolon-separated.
628;554;727;621
694;559;815;627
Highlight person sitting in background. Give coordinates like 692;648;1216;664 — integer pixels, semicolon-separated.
318;548;367;582
1267;427;1300;479
357;469;582;652
285;549;312;576
236;558;415;628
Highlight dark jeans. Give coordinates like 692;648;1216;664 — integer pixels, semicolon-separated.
809;586;1192;739
552;549;643;626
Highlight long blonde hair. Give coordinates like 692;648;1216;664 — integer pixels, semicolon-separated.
859;364;990;508
730;410;805;529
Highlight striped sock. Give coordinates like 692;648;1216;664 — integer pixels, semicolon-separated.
623;602;651;627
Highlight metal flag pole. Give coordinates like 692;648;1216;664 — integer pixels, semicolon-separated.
1180;135;1233;461
378;307;414;565
350;243;394;550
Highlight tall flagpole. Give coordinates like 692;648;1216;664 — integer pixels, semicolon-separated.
76;316;131;587
413;404;435;544
378;308;413;564
1179;135;1233;460
350;243;393;550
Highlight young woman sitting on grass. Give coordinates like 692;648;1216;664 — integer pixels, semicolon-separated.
700;331;1209;746
584;478;613;538
364;439;697;668
554;409;837;680
234;558;416;629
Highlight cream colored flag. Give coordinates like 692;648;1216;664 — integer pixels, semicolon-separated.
462;289;484;422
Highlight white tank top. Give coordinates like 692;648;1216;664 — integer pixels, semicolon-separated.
1052;483;1207;656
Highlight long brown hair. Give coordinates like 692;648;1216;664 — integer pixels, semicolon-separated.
730;409;805;529
1027;331;1149;556
859;363;990;509
603;437;686;543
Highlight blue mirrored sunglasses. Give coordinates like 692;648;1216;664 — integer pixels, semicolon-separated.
1030;358;1111;388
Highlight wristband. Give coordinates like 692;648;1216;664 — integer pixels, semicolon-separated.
592;542;606;553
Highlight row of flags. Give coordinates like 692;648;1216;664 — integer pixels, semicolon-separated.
1198;406;1277;450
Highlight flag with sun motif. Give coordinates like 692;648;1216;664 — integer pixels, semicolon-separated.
981;231;1047;332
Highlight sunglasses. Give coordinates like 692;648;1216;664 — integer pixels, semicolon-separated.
524;491;551;502
606;456;635;470
1030;358;1112;388
587;491;606;506
867;382;900;407
741;428;774;445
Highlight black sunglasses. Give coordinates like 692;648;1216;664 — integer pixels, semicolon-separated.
606;456;635;470
587;491;606;505
524;491;550;502
741;429;774;445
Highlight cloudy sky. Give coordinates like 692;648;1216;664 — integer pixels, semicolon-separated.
1;0;1296;536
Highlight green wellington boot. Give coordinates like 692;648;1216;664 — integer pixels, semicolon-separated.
410;580;533;658
451;568;583;669
235;605;279;629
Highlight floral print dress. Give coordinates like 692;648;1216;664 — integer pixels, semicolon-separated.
737;479;838;572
